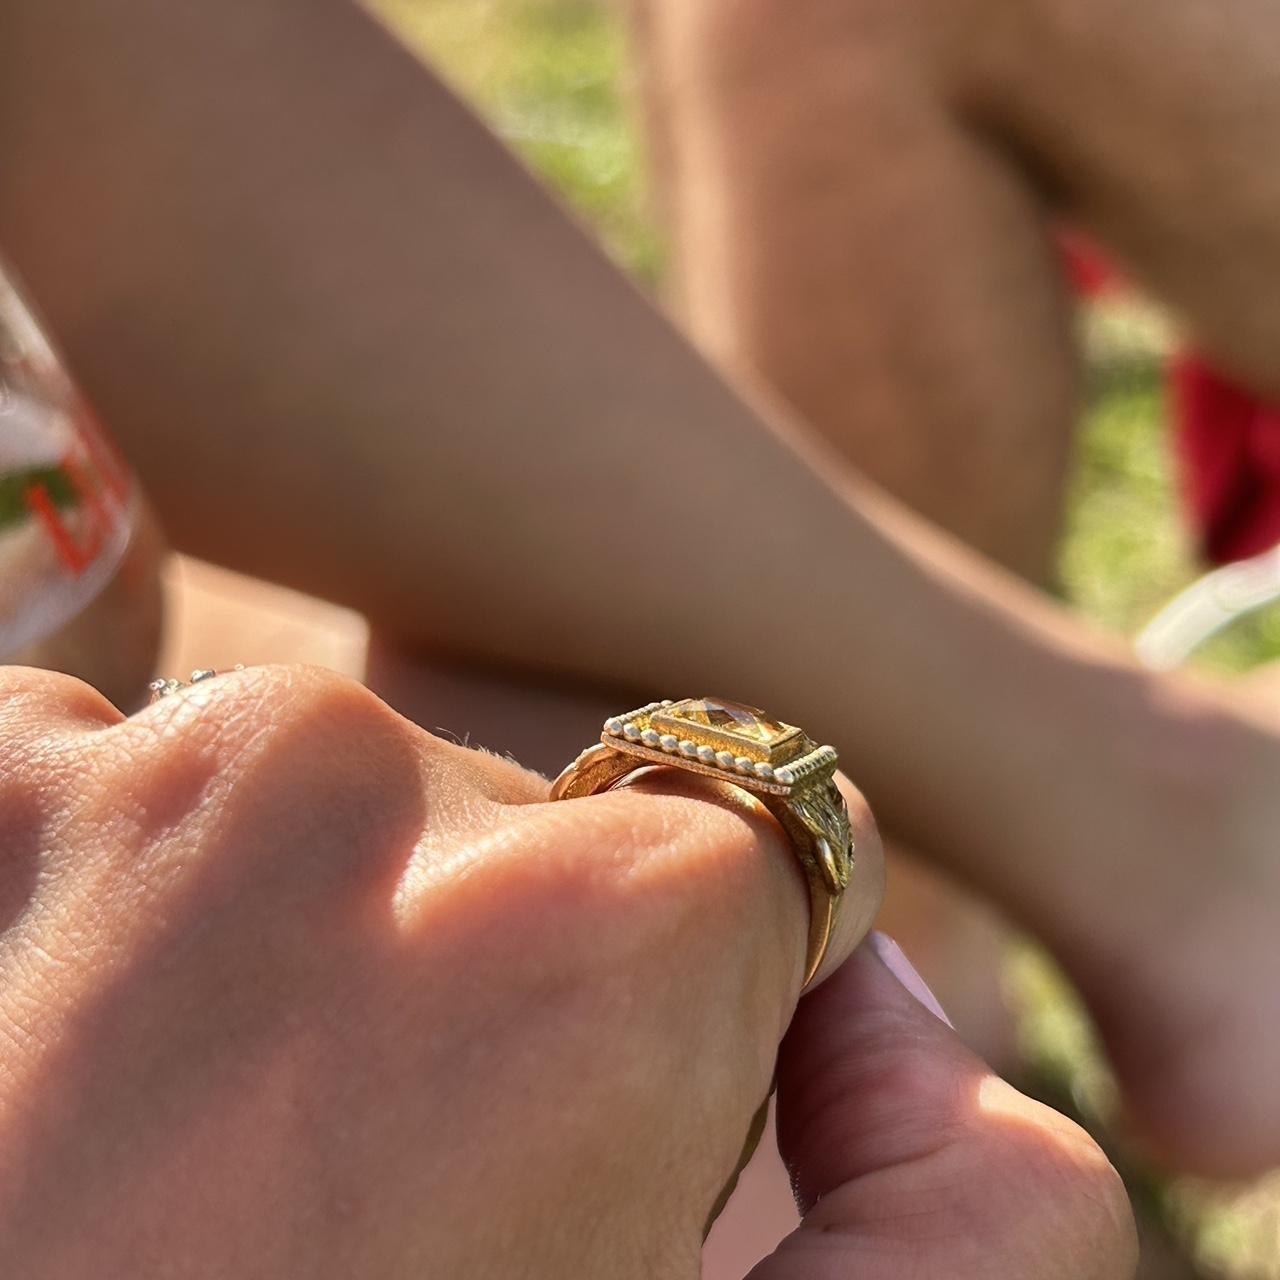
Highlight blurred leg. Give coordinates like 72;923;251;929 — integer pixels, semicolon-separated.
628;0;1079;1065
631;0;1280;1201
629;0;1080;583
979;0;1280;398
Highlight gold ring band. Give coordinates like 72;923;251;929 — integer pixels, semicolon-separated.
550;697;853;991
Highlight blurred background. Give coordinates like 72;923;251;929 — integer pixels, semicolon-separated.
2;0;1276;1274
376;0;1280;671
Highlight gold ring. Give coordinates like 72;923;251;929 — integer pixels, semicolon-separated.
550;697;853;990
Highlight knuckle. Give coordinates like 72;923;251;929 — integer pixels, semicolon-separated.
438;785;771;992
0;668;121;812
203;663;403;747
406;789;786;1140
85;666;429;896
117;664;409;779
396;796;690;1043
409;794;670;977
536;788;742;922
0;665;120;740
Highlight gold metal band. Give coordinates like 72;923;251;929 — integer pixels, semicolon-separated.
550;710;851;993
558;697;854;1240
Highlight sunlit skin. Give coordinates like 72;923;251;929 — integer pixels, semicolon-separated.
628;0;1280;1174
1;0;1277;1179
0;663;1135;1278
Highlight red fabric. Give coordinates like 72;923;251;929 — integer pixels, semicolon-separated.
1060;231;1119;298
1172;357;1280;564
1060;230;1280;565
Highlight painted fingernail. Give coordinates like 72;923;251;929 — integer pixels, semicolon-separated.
871;932;954;1028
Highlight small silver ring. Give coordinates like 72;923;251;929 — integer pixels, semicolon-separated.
147;665;244;704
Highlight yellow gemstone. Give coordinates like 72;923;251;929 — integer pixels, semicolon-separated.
670;697;789;744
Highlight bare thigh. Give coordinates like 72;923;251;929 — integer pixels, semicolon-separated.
632;0;1280;584
629;0;1080;583
975;0;1280;396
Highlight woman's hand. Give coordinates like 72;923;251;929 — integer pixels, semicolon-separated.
0;664;1133;1278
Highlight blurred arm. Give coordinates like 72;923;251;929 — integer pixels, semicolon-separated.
0;0;1216;930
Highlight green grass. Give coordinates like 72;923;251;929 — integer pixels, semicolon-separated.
371;2;1280;1270
375;0;1280;676
378;0;662;284
1061;351;1185;631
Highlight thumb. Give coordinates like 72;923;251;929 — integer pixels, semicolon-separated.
750;934;1138;1280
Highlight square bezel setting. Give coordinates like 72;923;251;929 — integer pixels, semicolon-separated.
599;697;836;794
651;697;803;762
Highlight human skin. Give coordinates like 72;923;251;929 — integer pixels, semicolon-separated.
627;0;1077;1058
629;0;1280;565
0;0;1277;1177
0;664;1137;1278
625;0;1280;1104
